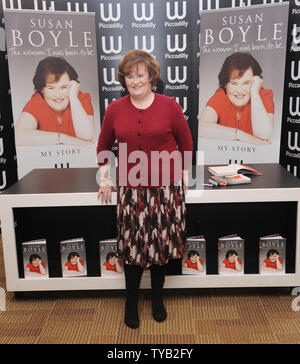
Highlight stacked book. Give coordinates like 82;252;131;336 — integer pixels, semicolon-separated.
208;163;262;186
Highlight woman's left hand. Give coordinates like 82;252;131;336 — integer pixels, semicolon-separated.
69;80;80;99
183;170;189;192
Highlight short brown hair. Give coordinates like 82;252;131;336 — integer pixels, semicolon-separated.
117;49;160;89
218;52;262;91
33;57;78;96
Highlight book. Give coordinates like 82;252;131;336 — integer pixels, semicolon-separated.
218;235;244;275
208;164;262;177
209;174;251;187
22;239;49;279
182;236;206;275
259;235;286;275
60;238;87;277
99;238;124;277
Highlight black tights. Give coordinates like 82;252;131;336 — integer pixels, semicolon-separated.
123;263;167;328
123;263;167;295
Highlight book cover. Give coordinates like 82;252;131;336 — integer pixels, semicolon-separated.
218;236;244;275
60;238;87;277
209;174;251;186
208;164;262;177
22;239;49;279
197;3;289;164
182;236;206;275
99;239;124;277
4;9;101;179
259;236;286;275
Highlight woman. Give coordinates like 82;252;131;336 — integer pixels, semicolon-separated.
15;56;95;146
220;250;242;273
102;252;123;275
183;250;204;273
198;52;274;144
63;252;85;276
25;254;47;277
261;249;283;273
96;50;193;329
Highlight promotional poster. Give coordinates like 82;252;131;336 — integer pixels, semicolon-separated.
0;22;17;191
4;9;100;179
198;3;289;164
95;0;199;161
280;0;300;177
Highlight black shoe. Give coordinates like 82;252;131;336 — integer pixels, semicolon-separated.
124;298;140;329
152;295;167;322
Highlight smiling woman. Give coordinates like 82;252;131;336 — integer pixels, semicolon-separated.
198;52;275;144
96;49;193;330
15;56;95;146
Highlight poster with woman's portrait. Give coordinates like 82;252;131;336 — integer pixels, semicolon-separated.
197;3;289;164
4;9;100;178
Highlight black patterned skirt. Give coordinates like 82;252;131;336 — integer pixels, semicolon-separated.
117;185;187;269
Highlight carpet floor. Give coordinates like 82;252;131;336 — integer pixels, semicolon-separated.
0;236;299;344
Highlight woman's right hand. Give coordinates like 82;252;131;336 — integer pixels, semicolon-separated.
97;181;117;204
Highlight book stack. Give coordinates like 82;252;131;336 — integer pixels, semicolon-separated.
218;234;244;275
182;235;206;275
259;234;286;275
208;164;262;187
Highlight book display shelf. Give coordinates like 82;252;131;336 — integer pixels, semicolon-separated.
0;164;300;293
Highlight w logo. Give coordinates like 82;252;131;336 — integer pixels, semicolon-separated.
133;3;154;21
101;36;122;54
199;0;220;12
291;61;300;81
288;131;300;152
104;98;117;111
167;66;187;84
175;97;188;114
166;1;187;20
289;97;300;117
167;34;187;52
287;164;298;177
292;24;300;46
99;3;121;22
0;138;3;157
103;68;119;85
134;36;155;53
0;171;6;190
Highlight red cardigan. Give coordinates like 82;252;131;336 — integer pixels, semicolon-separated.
97;93;193;188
